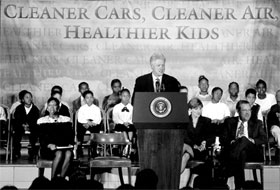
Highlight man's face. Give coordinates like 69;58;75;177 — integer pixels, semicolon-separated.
246;93;256;106
112;82;121;94
151;59;165;77
239;103;252;121
212;90;222;103
229;83;239;97
199;79;209;93
79;84;89;94
257;83;266;95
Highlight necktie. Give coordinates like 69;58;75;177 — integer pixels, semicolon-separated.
236;122;245;139
121;107;129;112
155;78;160;92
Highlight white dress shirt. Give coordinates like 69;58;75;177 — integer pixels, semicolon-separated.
24;104;33;115
113;103;133;124
236;120;249;139
202;101;230;120
80;96;86;106
78;104;101;124
152;74;163;92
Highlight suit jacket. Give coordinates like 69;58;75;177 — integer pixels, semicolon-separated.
267;104;280;130
14;103;40;132
72;96;99;114
222;117;267;148
132;73;181;103
184;115;212;147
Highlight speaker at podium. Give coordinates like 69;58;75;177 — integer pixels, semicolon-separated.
133;92;189;189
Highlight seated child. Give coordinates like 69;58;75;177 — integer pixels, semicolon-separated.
77;90;102;157
112;88;136;143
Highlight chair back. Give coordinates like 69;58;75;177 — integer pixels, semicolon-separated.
92;133;130;145
0;104;12;161
105;107;114;132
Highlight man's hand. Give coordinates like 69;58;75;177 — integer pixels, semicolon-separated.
48;144;56;151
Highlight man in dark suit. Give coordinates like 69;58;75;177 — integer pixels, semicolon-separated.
72;82;99;114
222;100;267;189
132;53;181;103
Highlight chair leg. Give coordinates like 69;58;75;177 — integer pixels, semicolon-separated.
127;167;132;185
118;167;125;185
38;168;45;177
186;169;193;188
252;169;258;183
260;168;264;188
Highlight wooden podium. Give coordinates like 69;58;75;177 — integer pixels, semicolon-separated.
133;92;189;189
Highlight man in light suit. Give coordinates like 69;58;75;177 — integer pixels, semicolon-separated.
222;100;267;189
132;53;181;103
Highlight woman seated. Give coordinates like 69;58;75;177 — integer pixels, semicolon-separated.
181;98;213;174
37;97;74;179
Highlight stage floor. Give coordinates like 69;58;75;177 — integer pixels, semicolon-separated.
0;149;280;189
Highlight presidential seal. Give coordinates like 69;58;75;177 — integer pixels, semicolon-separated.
150;97;172;118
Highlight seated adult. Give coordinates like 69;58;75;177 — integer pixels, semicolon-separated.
222;100;266;189
37;97;74;179
181;98;212;186
102;79;122;112
267;89;280;160
202;87;230;136
179;86;189;102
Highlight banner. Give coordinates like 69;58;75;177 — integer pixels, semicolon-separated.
1;0;279;108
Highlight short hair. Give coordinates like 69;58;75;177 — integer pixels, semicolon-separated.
198;75;209;83
51;91;62;97
51;85;63;94
179;86;188;91
236;100;250;112
256;79;267;89
135;169;158;189
188;98;203;109
121;88;130;95
245;88;257;97
82;90;94;98
111;79;122;87
150;52;166;63
228;81;239;89
211;87;223;95
22;91;32;98
18;90;28;101
47;97;60;109
78;82;89;90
